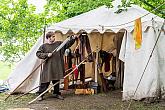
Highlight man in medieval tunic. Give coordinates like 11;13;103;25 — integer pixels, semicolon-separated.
36;31;76;101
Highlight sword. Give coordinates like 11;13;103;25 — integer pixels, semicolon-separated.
56;35;77;52
56;37;70;52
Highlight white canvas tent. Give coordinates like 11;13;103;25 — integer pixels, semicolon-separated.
6;4;165;100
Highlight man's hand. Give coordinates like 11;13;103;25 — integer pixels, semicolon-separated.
71;35;78;40
48;53;53;57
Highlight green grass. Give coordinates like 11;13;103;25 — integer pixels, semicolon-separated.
0;61;13;80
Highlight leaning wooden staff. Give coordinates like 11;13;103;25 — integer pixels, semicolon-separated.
4;37;72;101
14;45;80;100
13;67;73;100
28;51;93;104
14;58;87;102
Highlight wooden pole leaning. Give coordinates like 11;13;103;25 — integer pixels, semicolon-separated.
4;59;47;101
28;50;94;104
14;86;40;100
126;20;165;110
13;67;73;100
28;58;87;104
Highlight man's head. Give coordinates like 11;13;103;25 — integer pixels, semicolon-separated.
46;31;56;43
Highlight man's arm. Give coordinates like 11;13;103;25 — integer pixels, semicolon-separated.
64;35;77;49
36;45;50;59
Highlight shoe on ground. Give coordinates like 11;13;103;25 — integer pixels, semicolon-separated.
53;94;64;100
37;96;44;101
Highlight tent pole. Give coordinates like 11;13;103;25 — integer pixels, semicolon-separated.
114;34;120;88
4;60;46;101
14;86;40;100
127;20;165;110
94;45;99;83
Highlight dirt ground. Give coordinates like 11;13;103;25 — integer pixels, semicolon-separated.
1;89;165;110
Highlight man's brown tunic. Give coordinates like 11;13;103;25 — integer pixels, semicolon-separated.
36;39;75;83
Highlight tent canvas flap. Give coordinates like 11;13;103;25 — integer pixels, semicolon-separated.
6;37;43;93
120;24;165;100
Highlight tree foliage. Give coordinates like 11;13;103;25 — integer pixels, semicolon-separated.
0;0;164;63
47;0;164;21
130;0;164;18
46;0;113;22
0;0;47;62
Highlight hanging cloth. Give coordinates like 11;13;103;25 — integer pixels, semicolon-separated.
133;18;142;49
78;32;93;83
79;32;93;62
72;64;79;81
99;50;113;72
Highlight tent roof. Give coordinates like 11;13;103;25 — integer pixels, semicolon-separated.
47;5;164;34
